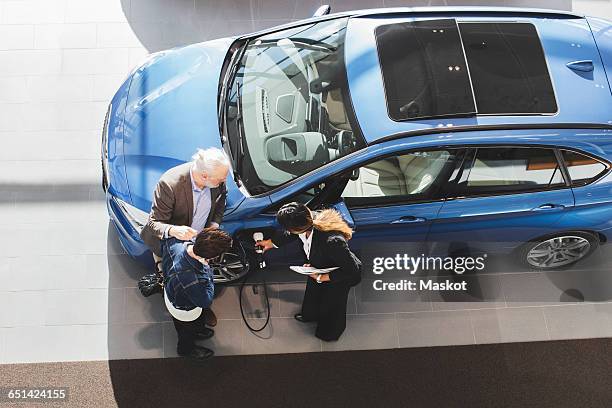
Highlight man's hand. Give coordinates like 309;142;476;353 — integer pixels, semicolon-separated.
209;222;220;229
169;225;197;240
256;239;275;252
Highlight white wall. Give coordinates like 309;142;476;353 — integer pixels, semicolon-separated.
573;0;612;18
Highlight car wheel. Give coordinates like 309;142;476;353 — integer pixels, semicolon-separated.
520;232;599;270
208;242;250;284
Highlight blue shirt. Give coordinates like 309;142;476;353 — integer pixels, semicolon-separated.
189;168;212;233
161;237;214;311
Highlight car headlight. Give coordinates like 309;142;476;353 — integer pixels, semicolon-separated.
101;104;111;190
114;197;149;234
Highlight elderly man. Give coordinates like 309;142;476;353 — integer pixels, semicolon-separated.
141;147;230;327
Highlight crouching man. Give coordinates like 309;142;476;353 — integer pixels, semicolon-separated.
162;227;232;362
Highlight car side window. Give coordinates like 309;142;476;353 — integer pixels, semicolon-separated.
561;150;608;187
341;150;459;207
460;147;565;196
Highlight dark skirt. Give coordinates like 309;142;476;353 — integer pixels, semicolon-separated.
301;278;351;341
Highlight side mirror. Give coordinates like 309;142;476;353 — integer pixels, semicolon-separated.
312;5;331;17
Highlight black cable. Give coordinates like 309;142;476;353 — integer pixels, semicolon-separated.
239;265;271;333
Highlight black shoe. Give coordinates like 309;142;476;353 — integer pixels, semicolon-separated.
195;327;214;340
294;313;309;323
177;345;214;361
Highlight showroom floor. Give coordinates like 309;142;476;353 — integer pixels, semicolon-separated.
2;0;611;366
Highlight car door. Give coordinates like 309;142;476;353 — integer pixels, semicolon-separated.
337;148;466;260
427;146;575;257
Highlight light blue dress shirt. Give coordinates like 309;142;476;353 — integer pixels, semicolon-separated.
163;168;212;239
189;169;212;233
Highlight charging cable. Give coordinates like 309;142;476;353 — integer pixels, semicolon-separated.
238;232;271;332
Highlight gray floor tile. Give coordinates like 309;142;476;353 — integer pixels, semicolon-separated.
276;282;306;318
321;314;399;352
544;303;612;340
355;279;431;314
0;328;5;364
502;269;612;307
470;307;549;344
4;256;45;291
107;323;164;360
8;255;89;291
125;287;171;323
212;284;280;320
3;325;84;364
44;289;108;325
1;291;46;327
108;288;126;324
78;324;110;361
241;317;321;355
163;319;243;358
103;253;149;289
275;282;357;317
0;294;9;328
397;311;475;348
83;254;113;289
430;274;506;311
106;223;128;255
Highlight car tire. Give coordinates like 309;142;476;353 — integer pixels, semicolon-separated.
208;241;250;284
519;231;599;270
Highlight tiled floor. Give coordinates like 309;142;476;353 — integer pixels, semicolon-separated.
0;0;606;366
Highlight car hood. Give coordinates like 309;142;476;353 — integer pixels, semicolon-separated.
122;38;245;213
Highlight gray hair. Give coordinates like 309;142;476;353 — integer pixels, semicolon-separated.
191;147;231;174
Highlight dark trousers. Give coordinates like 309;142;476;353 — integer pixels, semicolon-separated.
172;310;207;354
301;278;351;341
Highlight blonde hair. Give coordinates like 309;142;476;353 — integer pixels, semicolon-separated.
313;209;353;240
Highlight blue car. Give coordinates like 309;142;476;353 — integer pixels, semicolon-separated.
103;6;612;282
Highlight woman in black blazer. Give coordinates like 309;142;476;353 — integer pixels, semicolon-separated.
258;202;362;341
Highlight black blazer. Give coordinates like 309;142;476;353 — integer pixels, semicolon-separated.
272;229;362;287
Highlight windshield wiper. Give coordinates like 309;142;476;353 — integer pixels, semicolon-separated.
219;42;246;122
219;43;248;185
233;84;246;183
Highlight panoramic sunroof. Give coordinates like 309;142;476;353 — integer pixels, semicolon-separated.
375;19;557;121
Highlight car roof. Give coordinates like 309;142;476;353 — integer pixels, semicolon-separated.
367;123;612;147
347;6;584;19
243;7;584;39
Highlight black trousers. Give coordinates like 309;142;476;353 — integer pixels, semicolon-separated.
301;278;351;341
172;310;207;354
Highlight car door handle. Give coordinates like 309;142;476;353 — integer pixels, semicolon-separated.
391;216;427;224
532;203;565;211
566;60;594;73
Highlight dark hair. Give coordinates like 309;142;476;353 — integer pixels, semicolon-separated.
276;202;313;233
193;227;233;259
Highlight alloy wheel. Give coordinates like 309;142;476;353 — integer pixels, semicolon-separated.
208;245;250;284
526;235;591;269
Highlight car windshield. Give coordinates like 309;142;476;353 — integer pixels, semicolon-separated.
223;18;364;195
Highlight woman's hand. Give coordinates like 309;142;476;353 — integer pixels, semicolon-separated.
309;273;330;282
255;239;275;252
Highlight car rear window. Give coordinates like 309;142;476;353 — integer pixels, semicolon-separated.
375;20;557;121
561;150;608;186
459;22;557;115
